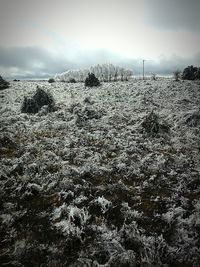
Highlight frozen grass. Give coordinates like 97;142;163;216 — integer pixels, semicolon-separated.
0;78;200;266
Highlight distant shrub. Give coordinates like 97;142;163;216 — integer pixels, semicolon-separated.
48;78;55;83
182;65;198;80
21;86;55;114
0;76;10;90
69;78;76;83
141;111;170;136
173;70;181;81
151;73;156;81
85;73;100;87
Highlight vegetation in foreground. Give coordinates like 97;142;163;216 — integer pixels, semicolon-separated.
0;78;200;267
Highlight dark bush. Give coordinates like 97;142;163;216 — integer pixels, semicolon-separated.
21;97;39;114
182;65;198;80
69;78;76;83
21;86;55;114
48;78;55;83
85;73;100;87
0;76;10;90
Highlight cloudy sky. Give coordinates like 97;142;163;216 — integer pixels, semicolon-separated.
0;0;200;78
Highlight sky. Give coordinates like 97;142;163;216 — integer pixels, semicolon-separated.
0;0;200;78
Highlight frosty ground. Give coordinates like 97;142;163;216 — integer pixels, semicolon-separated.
0;78;200;266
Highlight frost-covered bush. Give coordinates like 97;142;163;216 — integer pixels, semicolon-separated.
55;70;87;83
0;75;10;90
55;64;133;82
21;86;55;114
89;64;132;82
85;73;100;87
141;111;170;136
182;65;198;80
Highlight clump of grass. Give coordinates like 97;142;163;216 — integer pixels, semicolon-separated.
141;111;170;136
185;109;200;127
0;135;19;158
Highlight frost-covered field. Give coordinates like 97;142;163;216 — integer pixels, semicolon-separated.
0;79;200;267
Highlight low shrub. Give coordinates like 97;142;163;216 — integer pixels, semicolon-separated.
21;86;55;114
182;66;199;80
0;76;10;90
48;78;55;83
85;73;100;87
185;110;200;127
69;78;76;83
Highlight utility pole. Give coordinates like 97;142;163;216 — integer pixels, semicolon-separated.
143;59;145;80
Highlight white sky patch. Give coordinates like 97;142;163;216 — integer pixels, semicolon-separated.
0;0;200;77
0;0;200;59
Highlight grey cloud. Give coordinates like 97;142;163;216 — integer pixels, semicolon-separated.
111;54;200;75
0;46;76;78
144;0;200;32
0;45;200;79
0;46;129;78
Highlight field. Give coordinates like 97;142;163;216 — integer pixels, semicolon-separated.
0;78;200;266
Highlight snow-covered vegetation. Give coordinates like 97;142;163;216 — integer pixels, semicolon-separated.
55;63;133;82
0;78;200;266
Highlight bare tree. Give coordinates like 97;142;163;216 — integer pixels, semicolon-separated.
55;64;133;83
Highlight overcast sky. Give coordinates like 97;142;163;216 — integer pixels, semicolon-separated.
0;0;200;78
